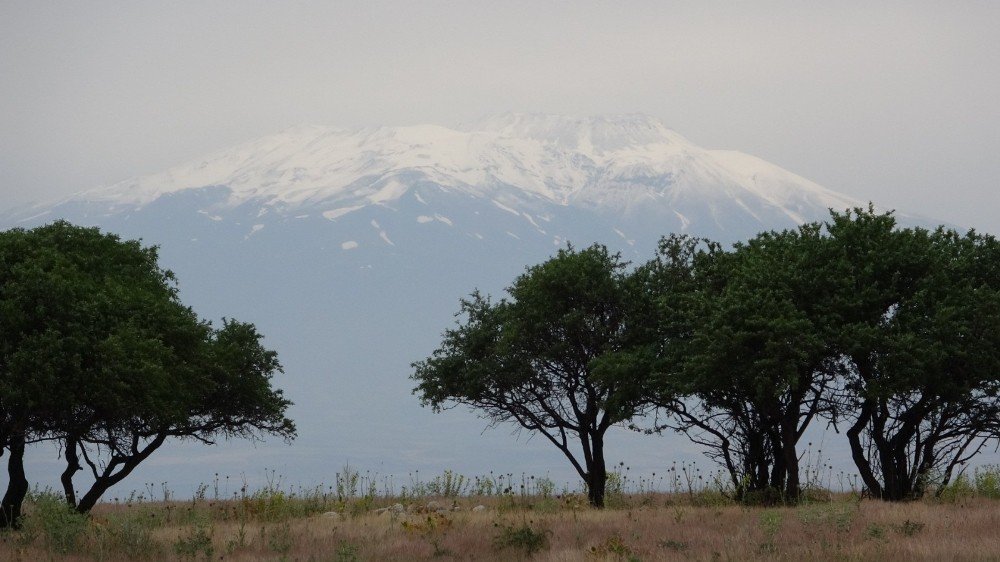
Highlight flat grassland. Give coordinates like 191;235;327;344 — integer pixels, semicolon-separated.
4;487;1000;561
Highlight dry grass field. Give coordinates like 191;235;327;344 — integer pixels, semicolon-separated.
4;476;1000;561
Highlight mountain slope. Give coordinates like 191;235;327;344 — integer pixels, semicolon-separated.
27;113;860;244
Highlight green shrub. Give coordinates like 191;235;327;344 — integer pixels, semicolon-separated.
23;490;89;554
975;465;1000;499
493;520;550;555
426;470;469;497
741;487;783;507
938;473;976;502
241;488;294;521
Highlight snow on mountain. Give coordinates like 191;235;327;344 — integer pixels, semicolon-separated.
63;113;860;235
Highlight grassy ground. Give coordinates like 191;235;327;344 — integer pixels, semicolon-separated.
4;485;1000;561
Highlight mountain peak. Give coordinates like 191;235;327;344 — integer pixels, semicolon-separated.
54;114;860;229
465;112;690;152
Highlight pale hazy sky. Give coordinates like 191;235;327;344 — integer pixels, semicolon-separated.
2;1;998;231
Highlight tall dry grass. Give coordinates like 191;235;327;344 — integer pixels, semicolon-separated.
4;486;1000;561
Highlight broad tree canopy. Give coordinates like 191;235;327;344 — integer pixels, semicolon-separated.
413;244;645;507
827;209;1000;500
0;221;294;526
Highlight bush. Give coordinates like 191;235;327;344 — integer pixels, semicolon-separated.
493;520;550;555
937;473;976;502
975;465;1000;499
23;490;89;554
241;488;294;521
741;487;783;507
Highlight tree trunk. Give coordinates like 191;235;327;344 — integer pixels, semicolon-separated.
769;440;786;493
586;468;606;509
0;433;29;529
61;435;81;508
781;421;800;503
586;434;607;508
847;401;883;498
75;433;168;513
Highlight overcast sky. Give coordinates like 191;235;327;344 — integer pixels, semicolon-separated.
2;1;998;231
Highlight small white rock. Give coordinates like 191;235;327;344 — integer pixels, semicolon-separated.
472;505;487;512
322;511;341;519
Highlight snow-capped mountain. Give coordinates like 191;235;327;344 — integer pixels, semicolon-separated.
2;114;871;494
23;113;859;246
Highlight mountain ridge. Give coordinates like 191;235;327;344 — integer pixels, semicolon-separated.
39;114;860;235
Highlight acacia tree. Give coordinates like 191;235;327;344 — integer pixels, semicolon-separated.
412;244;645;508
0;221;294;526
827;209;1000;500
60;319;295;513
642;227;842;503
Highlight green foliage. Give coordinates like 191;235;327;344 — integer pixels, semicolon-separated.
0;221;295;522
826;209;1000;500
241;488;294;522
413;244;650;507
410;206;1000;509
336;463;362;500
493;520;551;555
937;473;976;502
21;490;89;554
974;465;1000;499
425;470;469;497
634;208;1000;503
741;487;784;507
